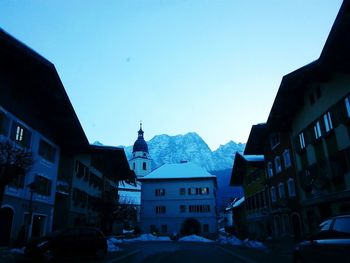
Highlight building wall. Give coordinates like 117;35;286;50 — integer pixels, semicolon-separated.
291;74;350;235
54;154;103;230
264;131;302;239
1;106;60;243
140;178;217;236
242;164;270;239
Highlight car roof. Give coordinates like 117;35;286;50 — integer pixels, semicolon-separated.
326;214;350;220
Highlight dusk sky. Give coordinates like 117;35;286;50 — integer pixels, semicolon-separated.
0;1;343;150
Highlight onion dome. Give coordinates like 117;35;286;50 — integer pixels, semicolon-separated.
132;122;149;153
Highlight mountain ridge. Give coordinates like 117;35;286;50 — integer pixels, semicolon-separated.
118;132;245;171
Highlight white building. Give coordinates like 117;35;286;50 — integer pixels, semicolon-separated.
139;162;218;237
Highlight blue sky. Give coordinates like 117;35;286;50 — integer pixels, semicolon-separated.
0;1;343;150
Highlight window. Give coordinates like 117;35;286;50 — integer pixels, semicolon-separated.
333;218;350;234
345;96;350;118
76;161;89;179
314;121;322;139
278;182;285;199
283;149;292;168
188;187;198;195
270;133;280;149
287;178;296;197
180;205;186;213
274;156;282;174
189;205;210;213
38;139;56;162
155;206;166;214
323;112;333;132
200;187;209;195
0;111;10;136
179;188;186;195
8;173;25;189
270;187;276;202
155;189;165;196
36;175;52;196
299;133;306;149
267;162;274;177
203;224;209;232
317;219;333;232
133;163;135;170
72;188;88;206
142;162;147;170
11;123;31;148
161;225;168;233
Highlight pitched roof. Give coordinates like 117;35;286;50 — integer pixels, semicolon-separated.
0;28;89;152
139;162;216;180
267;0;350;129
244;123;267;155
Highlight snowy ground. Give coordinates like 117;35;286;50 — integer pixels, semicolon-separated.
178;235;214;243
217;234;267;250
8;233;266;255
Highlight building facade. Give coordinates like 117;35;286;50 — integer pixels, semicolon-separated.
140;162;217;237
0;28;88;245
230;152;269;239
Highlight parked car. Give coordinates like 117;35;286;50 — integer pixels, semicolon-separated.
293;215;350;263
25;227;107;261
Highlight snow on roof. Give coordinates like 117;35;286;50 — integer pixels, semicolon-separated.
232;196;245;208
243;155;264;162
140;162;216;180
225;196;245;211
118;181;141;190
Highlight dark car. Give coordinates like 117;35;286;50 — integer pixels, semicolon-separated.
25;227;107;261
293;215;350;263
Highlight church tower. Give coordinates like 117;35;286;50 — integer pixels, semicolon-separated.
129;123;152;178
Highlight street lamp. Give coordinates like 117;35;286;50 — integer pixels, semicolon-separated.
26;181;37;242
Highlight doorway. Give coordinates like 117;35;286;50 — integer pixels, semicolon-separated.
0;207;14;246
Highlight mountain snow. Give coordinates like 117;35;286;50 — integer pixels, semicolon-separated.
123;132;245;171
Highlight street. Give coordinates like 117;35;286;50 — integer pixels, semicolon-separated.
0;240;294;263
105;241;293;263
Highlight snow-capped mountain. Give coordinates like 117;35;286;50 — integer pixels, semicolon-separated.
122;132;245;171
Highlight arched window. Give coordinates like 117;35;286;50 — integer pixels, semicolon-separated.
143;162;147;170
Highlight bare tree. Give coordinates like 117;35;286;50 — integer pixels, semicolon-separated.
0;140;33;206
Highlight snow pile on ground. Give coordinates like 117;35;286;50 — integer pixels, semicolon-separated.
107;237;121;252
217;235;242;246
115;233;172;243
178;235;214;243
243;239;267;250
10;247;25;254
123;229;134;234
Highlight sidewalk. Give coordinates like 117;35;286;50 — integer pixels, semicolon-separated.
219;238;295;263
